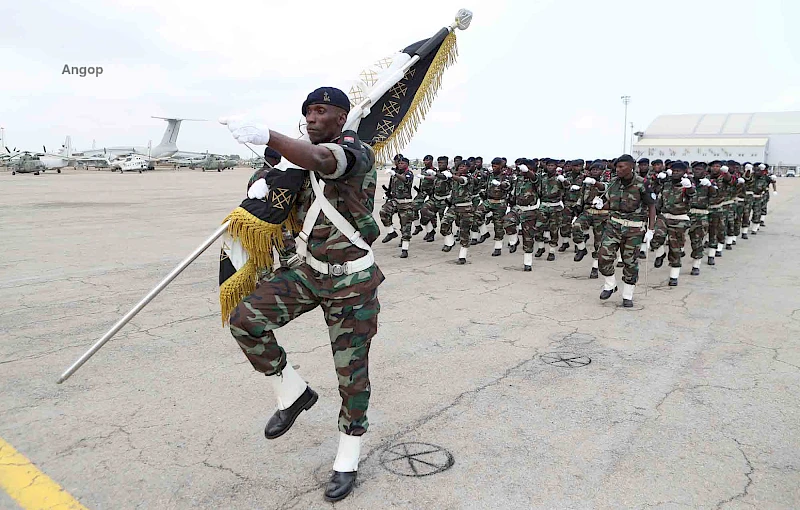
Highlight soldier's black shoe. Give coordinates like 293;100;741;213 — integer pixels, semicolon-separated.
264;387;318;439
716;250;722;257
381;232;398;244
741;232;748;240
599;286;618;300
324;471;357;502
523;265;532;272
707;257;715;266
413;225;423;235
623;299;634;308
400;250;408;258
760;221;765;226
457;257;466;265
638;251;646;259
589;267;599;279
547;253;555;261
691;267;700;276
492;249;501;256
751;230;757;236
681;249;686;257
470;238;478;245
616;261;624;268
558;242;570;252
535;248;545;258
731;240;736;246
442;244;453;252
725;244;732;250
424;231;435;242
574;248;588;262
654;254;666;268
669;278;678;286
584;234;590;242
479;233;491;243
509;240;519;253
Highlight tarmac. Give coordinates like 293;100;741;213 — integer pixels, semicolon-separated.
0;166;798;510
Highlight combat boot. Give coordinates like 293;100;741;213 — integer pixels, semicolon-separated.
523;253;533;272
325;433;360;502
741;231;748;240
716;243;723;257
600;275;617;300
413;225;423;236
442;234;455;252
264;366;317;440
669;267;680;286
508;234;519;253
457;246;468;265
547;252;555;261
492;240;502;256
535;243;545;258
622;283;635;308
574;248;588;262
400;241;409;259
589;267;599;279
424;230;435;242
706;247;715;265
654;254;666;268
558;242;570;252
381;231;398;244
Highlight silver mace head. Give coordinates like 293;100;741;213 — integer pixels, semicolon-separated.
455;9;473;30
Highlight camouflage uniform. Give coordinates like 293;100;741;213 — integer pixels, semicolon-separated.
598;175;655;284
572;177;609;258
536;174;566;248
687;177;714;260
420;172;453;229
379;167;416;241
414;169;435;223
741;173;755;235
503;171;541;253
471;167;490;239
651;180;695;267
441;174;475;248
724;172;740;243
750;174;771;230
476;171;512;241
707;171;733;254
733;175;746;239
560;171;583;241
229;133;383;436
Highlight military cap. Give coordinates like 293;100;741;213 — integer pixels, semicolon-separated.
638;157;650;164
616;154;636;165
301;87;351;116
691;161;706;168
671;161;688;170
491;157;504;164
652;159;663;165
263;147;282;162
423;155;434;161
437;155;449;162
709;160;723;166
399;157;410;164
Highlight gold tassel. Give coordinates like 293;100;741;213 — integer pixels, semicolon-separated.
373;31;459;160
219;260;258;325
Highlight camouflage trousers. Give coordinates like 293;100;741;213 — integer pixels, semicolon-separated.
741;196;754;229
572;210;608;258
413;194;427;219
733;200;744;235
420;198;448;229
476;200;507;240
379;200;415;241
751;196;764;225
535;206;563;247
559;204;577;239
687;212;709;259
651;216;689;267
708;208;726;247
229;267;379;436
503;206;521;236
441;205;473;248
762;191;770;216
724;204;737;237
598;218;645;285
472;196;484;234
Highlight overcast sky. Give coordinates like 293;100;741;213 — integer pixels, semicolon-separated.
2;0;798;160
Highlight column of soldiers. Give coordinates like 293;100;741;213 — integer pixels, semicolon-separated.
379;153;778;305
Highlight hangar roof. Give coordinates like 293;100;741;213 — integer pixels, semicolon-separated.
644;112;800;136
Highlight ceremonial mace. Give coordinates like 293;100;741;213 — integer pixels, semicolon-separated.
57;9;473;384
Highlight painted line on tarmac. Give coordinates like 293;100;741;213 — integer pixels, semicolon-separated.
0;437;88;510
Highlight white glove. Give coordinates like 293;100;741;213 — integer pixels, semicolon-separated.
681;177;692;188
556;174;566;182
426;169;436;176
491;179;501;186
758;164;766;170
592;196;604;209
737;177;745;184
583;177;596;185
519;165;529;173
745;164;754;171
643;229;655;244
657;172;666;179
770;175;777;182
556;167;563;173
720;165;729;174
570;185;580;191
442;170;453;179
666;169;673;177
219;116;271;145
247;178;269;200
699;178;712;187
773;191;778;196
385;169;396;177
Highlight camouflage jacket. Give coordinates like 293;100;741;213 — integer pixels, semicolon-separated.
540;174;566;203
389;168;414;200
418;167;436;197
450;174;476;206
753;174;771;196
658;181;695;215
708;173;733;205
575;177;608;209
429;172;453;199
605;175;655;222
690;178;715;209
472;169;489;197
563;172;584;205
510;172;540;207
486;172;512;200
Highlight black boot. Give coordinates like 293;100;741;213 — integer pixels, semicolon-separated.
535;247;545;258
669;278;678;286
741;232;748;240
638;251;646;259
413;225;423;235
725;243;732;250
589;267;599;279
547;252;555;261
492;249;501;256
707;256;715;266
442;244;453;252
509;240;519;253
616;260;624;268
558;242;570;252
623;299;634;308
400;249;408;258
457;257;466;265
760;220;765;227
480;233;491;243
654;254;666;268
599;286;617;300
325;471;357;502
264;387;318;439
690;267;700;276
574;248;588;262
523;264;532;272
424;231;435;242
731;239;736;246
470;238;478;245
716;250;722;257
381;231;398;244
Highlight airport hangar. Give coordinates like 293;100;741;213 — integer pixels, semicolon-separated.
632;111;800;175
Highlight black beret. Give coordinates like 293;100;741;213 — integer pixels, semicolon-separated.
589;160;604;169
574;159;585;165
423;155;434;161
475;156;483;160
454;155;463;160
399;157;410;164
671;161;688;170
691;161;706;168
263;147;282;162
437;155;449;162
638;158;650;164
709;160;722;166
301;87;351;116
616;154;636;165
491;157;503;164
457;160;469;167
652;159;663;165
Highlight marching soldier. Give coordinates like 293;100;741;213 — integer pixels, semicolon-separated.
572;161;609;279
723;160;742;250
686;161;714;276
470;158;491;244
476;157;513;256
535;159;567;261
559;160;585;253
760;166;778;224
706;161;733;265
596;154;656;307
731;161;747;245
412;155;436;236
440;160;476;264
740;163;755;239
750;164;771;234
650;161;695;286
419;156;453;241
504;159;541;271
380;157;415;258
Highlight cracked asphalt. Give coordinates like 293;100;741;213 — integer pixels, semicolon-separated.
1;168;798;509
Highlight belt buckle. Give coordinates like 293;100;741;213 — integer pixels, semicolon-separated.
329;262;347;277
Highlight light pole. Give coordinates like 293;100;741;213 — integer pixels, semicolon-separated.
621;95;631;153
630;122;634;155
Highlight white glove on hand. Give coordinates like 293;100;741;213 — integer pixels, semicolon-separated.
426;169;436;176
770;175;777;182
773;191;778;196
666;169;673;177
737;177;745;184
519;165;529;173
219;116;271;145
681;177;692;188
699;178;712;187
570;185;580;191
385;169;396;177
643;229;655;244
745;164;754;171
720;165;729;174
442;170;453;179
491;179;501;186
592;196;604;209
556;175;566;182
247;178;269;200
758;164;766;170
657;172;667;179
583;177;596;185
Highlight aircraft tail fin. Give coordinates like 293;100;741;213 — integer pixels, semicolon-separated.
63;136;73;157
151;117;205;150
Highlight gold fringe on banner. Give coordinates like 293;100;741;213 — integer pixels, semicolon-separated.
219;260;257;325
372;31;459;161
